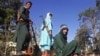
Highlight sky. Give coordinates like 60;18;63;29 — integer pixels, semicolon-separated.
25;0;96;42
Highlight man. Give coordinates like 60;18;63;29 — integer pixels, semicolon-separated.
13;1;32;55
40;12;53;56
53;24;80;56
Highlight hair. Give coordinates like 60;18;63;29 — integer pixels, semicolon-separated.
26;1;32;5
49;13;53;17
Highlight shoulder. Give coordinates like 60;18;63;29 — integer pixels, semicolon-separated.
19;6;25;11
45;17;51;22
54;33;61;40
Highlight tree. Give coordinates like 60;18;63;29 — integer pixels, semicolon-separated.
75;24;92;52
95;32;100;53
78;7;100;51
96;0;100;9
0;0;24;55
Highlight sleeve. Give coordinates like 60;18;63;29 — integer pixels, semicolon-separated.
18;6;27;19
48;22;52;30
29;26;32;31
62;40;78;56
40;24;44;30
54;35;65;50
46;18;52;30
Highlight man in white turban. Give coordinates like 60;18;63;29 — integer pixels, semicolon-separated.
40;12;53;56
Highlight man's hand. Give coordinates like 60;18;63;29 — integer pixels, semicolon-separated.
19;18;24;21
29;31;33;37
48;30;52;36
49;30;52;35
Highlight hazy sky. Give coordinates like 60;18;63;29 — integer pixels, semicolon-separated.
26;0;96;42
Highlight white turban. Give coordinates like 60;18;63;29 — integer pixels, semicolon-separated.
46;12;52;19
60;24;68;30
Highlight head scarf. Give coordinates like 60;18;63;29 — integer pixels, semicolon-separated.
60;24;68;31
45;12;52;19
60;24;68;41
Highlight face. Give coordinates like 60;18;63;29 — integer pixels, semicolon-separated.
73;54;78;56
49;14;52;17
62;28;68;35
26;3;32;9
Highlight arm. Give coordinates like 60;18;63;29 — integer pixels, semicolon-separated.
17;11;20;21
17;11;24;22
18;6;27;20
45;18;52;36
54;35;65;50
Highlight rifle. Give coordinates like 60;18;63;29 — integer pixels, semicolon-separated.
32;26;41;56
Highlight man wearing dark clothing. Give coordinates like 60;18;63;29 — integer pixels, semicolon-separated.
13;1;32;55
53;24;80;56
